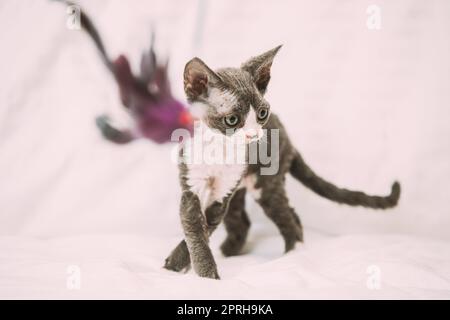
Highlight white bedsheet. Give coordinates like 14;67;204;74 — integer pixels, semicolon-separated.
1;229;449;299
1;0;450;299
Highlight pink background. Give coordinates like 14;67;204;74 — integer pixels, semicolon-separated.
0;0;449;299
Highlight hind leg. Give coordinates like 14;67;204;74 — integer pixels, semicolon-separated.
257;177;303;252
220;188;250;257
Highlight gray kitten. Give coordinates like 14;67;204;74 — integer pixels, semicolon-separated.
164;46;401;279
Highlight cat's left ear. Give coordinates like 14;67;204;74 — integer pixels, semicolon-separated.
241;45;282;95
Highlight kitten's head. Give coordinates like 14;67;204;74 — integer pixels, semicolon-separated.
183;46;281;143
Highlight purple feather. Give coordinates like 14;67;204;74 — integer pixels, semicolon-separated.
60;1;193;144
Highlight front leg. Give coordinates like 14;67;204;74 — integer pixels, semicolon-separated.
164;201;227;273
221;188;250;256
179;191;220;279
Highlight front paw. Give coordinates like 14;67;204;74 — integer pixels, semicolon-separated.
194;262;220;280
284;235;301;253
164;255;190;273
198;267;220;280
284;225;304;253
164;240;191;273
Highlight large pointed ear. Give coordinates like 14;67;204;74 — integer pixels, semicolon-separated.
183;57;222;101
241;45;282;94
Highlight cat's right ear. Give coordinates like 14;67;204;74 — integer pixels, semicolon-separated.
184;58;221;101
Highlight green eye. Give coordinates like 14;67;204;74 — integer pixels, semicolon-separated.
224;114;240;127
257;108;269;120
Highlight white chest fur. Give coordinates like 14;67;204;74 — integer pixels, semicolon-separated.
187;162;246;212
183;122;247;212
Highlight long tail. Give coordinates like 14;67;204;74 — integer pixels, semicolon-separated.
289;151;400;209
55;0;113;71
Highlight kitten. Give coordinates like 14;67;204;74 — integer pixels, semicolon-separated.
164;46;401;279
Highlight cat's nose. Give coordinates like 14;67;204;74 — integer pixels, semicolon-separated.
245;129;258;140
